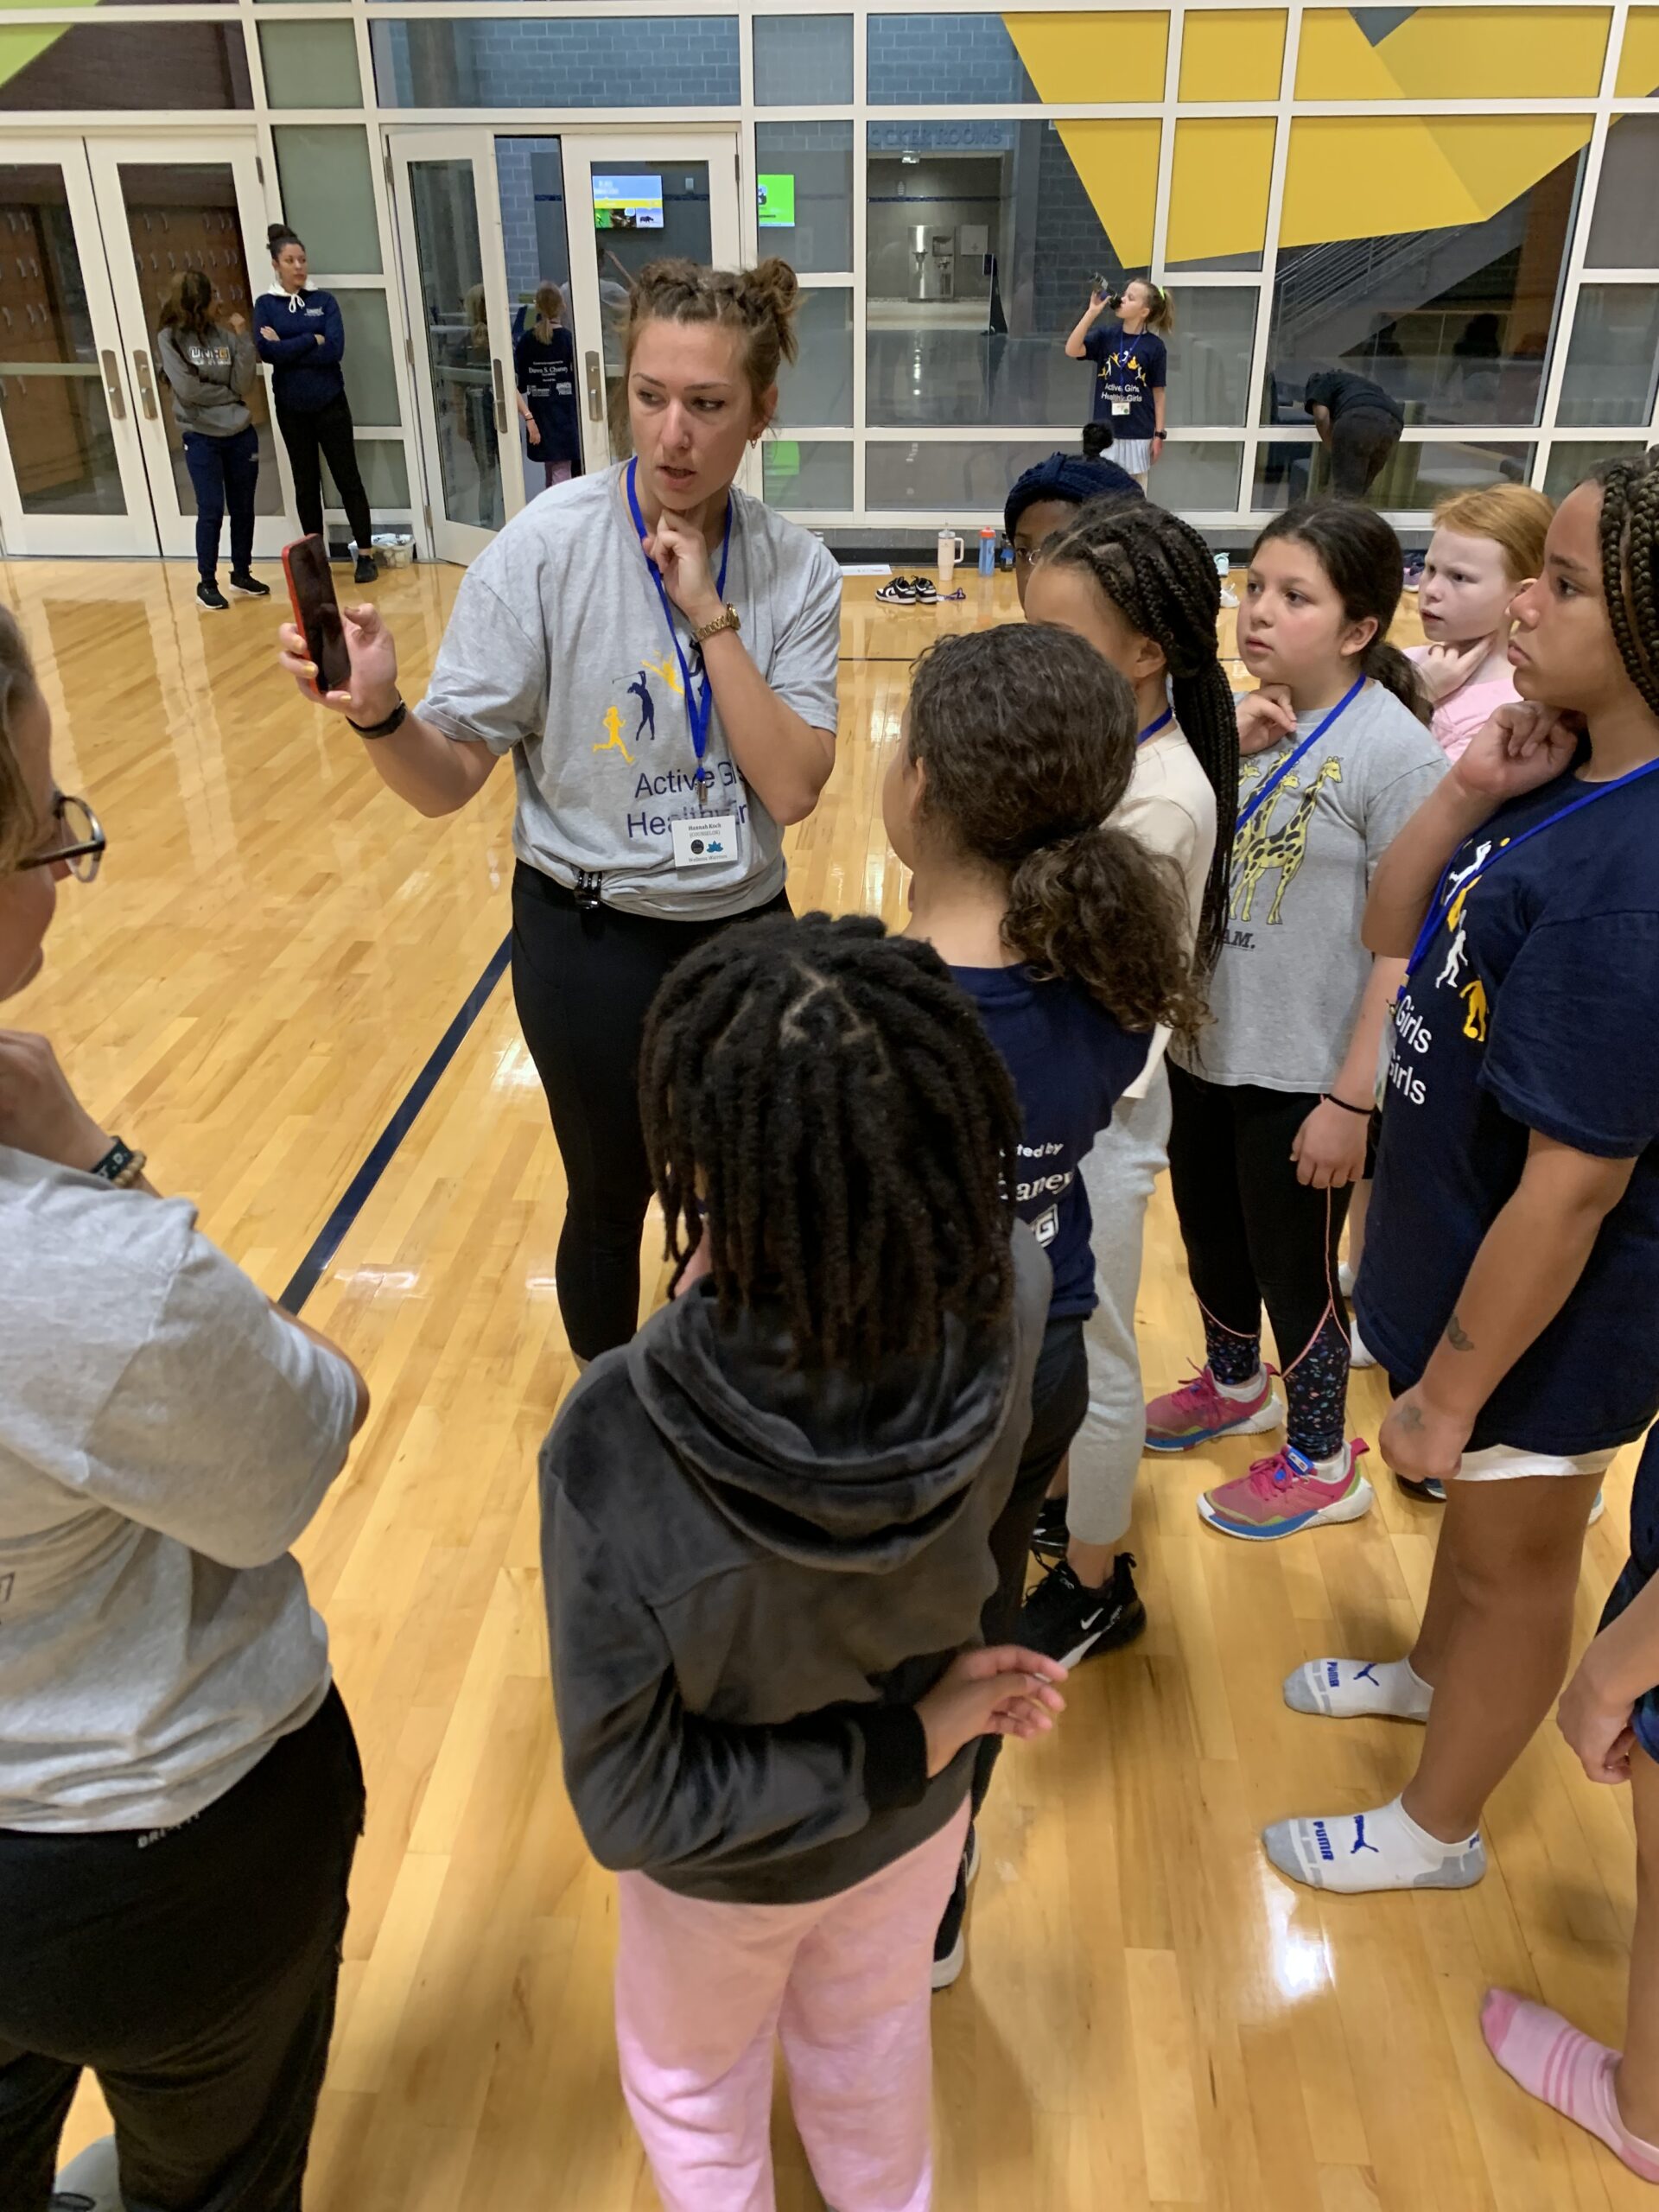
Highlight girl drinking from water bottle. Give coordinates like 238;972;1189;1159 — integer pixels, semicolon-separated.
1151;501;1446;1541
1063;279;1173;485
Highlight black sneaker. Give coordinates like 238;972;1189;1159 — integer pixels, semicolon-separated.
196;580;228;613
1030;1497;1070;1562
353;554;378;585
875;575;918;604
228;570;270;599
1018;1553;1147;1668
931;1823;977;1991
1394;1471;1446;1503
912;576;938;603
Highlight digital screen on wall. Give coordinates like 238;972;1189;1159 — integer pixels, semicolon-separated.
757;174;796;228
593;175;663;230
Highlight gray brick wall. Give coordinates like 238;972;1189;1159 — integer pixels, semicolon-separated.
868;14;1034;104
371;17;741;109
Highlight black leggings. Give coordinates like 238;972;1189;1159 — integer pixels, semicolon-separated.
511;864;789;1362
1166;1065;1354;1458
276;391;372;554
0;1689;362;2212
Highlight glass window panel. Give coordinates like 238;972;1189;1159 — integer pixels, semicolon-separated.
1588;118;1659;269
1178;9;1286;101
865;439;1058;511
0;164;126;518
1166;289;1258;426
370;19;740;109
777;289;852;428
1167;119;1273;275
754;16;853;105
258;21;361;108
272;127;382;276
1268;121;1586;429
1557;285;1659;429
408;159;501;531
865;119;1159;432
868;13;1166;105
1150;441;1241;510
1544;438;1653;501
756;123;852;275
0;164;96;364
1296;8;1608;100
325;435;410;511
334;290;402;428
764;439;852;510
1251;435;1535;512
0;23;251;109
1618;8;1659;97
0;374;124;514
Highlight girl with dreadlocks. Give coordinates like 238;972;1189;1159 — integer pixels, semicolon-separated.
539;912;1068;2212
1263;454;1659;1936
887;621;1198;1973
1011;498;1236;1662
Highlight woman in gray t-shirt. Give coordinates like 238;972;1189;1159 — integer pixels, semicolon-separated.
279;257;842;1364
0;607;370;2203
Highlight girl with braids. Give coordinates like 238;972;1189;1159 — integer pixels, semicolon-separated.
886;622;1196;1968
279;257;840;1365
1268;455;1659;1933
539;912;1068;2212
1153;500;1445;1539
1011;498;1234;1662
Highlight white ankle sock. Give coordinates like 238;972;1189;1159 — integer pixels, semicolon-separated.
1284;1656;1433;1721
1215;1366;1266;1401
1262;1794;1484;1895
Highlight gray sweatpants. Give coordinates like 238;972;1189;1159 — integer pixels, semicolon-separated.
1071;1063;1173;1546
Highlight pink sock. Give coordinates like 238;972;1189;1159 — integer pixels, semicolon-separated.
1482;1990;1659;2183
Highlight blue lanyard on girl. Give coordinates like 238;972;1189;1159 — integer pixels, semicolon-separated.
1138;709;1172;746
1405;755;1659;979
1235;676;1364;833
626;457;731;806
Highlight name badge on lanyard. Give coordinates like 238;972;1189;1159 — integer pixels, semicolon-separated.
626;458;732;812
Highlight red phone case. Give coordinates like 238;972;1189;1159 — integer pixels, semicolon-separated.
282;537;350;695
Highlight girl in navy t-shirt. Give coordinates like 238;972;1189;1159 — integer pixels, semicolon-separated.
513;283;582;487
885;621;1197;1980
1264;454;1659;1956
1063;279;1173;484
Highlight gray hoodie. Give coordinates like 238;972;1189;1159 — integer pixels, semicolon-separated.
540;1224;1050;1905
156;322;258;438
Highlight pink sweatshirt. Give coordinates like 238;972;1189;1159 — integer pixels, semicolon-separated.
1406;645;1517;764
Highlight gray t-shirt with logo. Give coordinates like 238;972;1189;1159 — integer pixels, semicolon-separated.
417;466;842;920
0;1147;357;1831
1176;679;1446;1093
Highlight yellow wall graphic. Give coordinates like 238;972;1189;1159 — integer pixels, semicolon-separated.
1179;8;1287;101
1168;118;1274;265
1281;113;1595;247
1618;5;1659;94
0;0;100;90
1001;10;1168;102
1296;6;1610;99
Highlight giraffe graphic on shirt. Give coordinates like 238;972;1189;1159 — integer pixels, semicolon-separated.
1230;758;1344;925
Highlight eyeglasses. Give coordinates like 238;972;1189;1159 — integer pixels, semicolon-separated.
18;791;106;883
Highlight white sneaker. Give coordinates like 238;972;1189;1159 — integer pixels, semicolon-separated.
1349;1322;1377;1370
1338;1260;1357;1298
54;2137;121;2212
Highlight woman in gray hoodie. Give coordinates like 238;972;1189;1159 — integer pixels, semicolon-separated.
156;270;269;615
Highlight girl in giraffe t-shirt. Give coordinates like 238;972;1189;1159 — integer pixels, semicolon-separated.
1152;502;1445;1539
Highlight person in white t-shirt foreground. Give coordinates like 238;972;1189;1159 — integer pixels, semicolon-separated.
0;607;371;2209
279;256;842;1370
1012;499;1237;1663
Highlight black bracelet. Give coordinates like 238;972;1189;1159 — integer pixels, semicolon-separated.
1323;1092;1372;1117
347;696;408;741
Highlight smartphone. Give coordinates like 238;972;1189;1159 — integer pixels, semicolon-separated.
282;536;351;696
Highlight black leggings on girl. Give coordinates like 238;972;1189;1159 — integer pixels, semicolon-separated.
1166;1065;1353;1459
511;864;790;1363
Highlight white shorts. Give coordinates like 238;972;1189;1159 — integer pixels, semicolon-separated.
1113;437;1153;477
1455;1442;1616;1484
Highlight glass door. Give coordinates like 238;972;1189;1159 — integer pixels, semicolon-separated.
0;143;156;556
388;128;521;567
84;135;286;563
558;132;743;480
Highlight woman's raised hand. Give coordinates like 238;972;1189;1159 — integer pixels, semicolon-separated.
278;604;400;723
1451;700;1579;807
643;511;722;630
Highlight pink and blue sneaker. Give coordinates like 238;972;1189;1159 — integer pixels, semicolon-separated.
1198;1441;1373;1542
1143;1364;1283;1453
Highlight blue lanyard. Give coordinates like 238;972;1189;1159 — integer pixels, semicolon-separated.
1405;755;1659;979
626;459;732;801
1138;709;1173;746
1235;677;1364;833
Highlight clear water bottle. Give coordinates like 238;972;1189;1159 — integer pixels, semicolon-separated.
978;525;997;577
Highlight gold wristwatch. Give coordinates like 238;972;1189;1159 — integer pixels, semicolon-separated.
691;605;741;646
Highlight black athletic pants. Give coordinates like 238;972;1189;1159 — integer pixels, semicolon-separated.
276;392;373;555
972;1313;1089;1812
511;863;790;1362
1328;406;1402;499
0;1688;363;2212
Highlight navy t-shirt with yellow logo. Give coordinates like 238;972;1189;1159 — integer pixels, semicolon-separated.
1357;763;1659;1454
1083;322;1166;441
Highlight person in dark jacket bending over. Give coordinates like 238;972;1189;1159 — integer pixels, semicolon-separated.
539;912;1068;2212
254;225;377;584
1304;366;1405;501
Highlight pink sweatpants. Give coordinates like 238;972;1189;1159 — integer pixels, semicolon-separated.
613;1802;969;2212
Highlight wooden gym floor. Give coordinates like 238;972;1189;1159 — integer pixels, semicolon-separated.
7;550;1649;2212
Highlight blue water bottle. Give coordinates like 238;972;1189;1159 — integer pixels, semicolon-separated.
978;525;997;577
